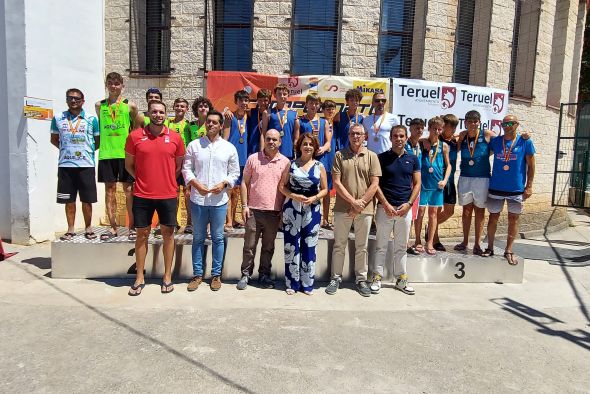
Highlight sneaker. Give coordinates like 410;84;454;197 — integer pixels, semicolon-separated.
210;276;222;291
236;275;249;290
395;276;415;295
258;274;275;289
187;276;202;292
356;281;371;297
369;274;382;294
325;278;341;295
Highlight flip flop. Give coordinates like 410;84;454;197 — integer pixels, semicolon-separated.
285;288;296;295
426;247;437;255
100;231;116;241
161;281;174;294
481;248;494;257
473;245;484;256
59;232;75;241
84;232;97;240
321;223;334;230
406;246;420;255
504;251;518;265
128;283;145;296
454;243;467;251
414;244;425;253
184;226;193;234
223;225;233;232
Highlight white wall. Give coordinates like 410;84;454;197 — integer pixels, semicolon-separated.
23;0;105;242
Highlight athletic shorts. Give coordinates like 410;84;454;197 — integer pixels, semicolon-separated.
419;189;443;207
98;158;134;183
132;196;178;228
57;167;97;204
487;193;524;215
457;176;489;208
443;179;457;205
176;174;185;187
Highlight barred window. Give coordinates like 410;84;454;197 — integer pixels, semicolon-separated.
129;0;172;75
377;0;417;78
214;0;254;71
509;0;541;99
453;0;475;84
291;0;341;75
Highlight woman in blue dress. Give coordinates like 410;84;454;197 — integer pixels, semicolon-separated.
278;133;328;295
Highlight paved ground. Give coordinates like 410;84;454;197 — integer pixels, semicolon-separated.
1;210;589;393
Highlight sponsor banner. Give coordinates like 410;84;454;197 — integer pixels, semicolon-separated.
206;71;389;116
23;96;53;120
391;78;509;134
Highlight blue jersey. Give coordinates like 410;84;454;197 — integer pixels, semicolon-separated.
299;116;331;171
405;140;422;169
247;107;263;156
335;111;364;150
420;141;445;191
50;110;99;167
268;107;297;159
459;133;491;178
489;135;535;194
227;114;249;166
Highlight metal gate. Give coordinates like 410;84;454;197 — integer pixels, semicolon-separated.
552;103;590;208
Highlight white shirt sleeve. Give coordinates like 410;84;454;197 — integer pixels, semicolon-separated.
182;141;196;184
226;146;240;187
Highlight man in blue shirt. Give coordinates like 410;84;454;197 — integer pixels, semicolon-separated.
51;88;100;241
484;115;535;265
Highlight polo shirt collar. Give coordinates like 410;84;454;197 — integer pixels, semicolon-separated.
143;125;169;137
261;150;283;162
346;146;367;156
66;110;85;119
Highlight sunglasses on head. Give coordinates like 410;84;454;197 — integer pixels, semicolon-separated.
66;96;83;102
501;121;517;127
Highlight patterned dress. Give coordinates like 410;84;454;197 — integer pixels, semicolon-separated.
283;160;323;292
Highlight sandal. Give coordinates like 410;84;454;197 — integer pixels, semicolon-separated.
223;225;233;232
100;231;116;242
128;283;145;296
285;288;296;295
433;242;446;252
473;245;484;256
414;244;425;253
454;243;467;251
161;281;174;294
321;222;334;230
406;246;420;255
304;290;314;296
504;251;518;265
481;248;494;257
184;226;193;234
84;232;97;240
426;247;437;256
128;229;137;241
59;232;75;241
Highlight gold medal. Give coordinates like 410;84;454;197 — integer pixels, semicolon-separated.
279;130;284;137
428;167;434;173
239;137;244;144
503;165;510;171
374;136;379;142
468;160;474;166
502;134;519;169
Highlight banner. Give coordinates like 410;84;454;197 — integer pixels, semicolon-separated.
390;78;509;134
206;71;389;116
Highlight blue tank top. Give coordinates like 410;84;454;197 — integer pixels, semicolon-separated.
299;116;331;171
420;141;445;190
335;111;364;150
246;108;263;156
268;107;297;159
459;133;491;178
405;140;422;170
228;115;248;166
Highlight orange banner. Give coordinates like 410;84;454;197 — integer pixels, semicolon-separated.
206;71;279;113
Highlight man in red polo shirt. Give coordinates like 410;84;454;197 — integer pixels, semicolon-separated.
125;100;185;296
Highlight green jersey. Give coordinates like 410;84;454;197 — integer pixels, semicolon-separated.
168;118;190;146
187;120;206;143
98;98;132;160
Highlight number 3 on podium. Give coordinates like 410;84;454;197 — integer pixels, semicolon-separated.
454;262;465;279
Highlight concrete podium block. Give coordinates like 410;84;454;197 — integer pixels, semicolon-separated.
51;228;523;283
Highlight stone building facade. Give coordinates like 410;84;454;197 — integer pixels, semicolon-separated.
104;0;587;237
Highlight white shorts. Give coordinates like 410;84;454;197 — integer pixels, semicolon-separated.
457;176;489;208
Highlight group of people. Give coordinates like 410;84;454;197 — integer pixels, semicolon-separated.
51;72;536;297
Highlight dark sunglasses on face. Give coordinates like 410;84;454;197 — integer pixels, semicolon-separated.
374;99;387;103
66;96;83;102
502;121;517;127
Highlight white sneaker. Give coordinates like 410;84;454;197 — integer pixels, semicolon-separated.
395;277;415;295
370;274;382;294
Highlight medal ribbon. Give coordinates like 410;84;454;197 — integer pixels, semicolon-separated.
429;142;440;167
467;129;480;158
107;97;122;126
68;115;82;135
237;113;247;136
308;114;319;136
373;112;387;139
502;134;519;163
277;107;289;130
348;112;359;125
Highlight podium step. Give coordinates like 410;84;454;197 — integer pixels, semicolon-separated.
51;227;523;283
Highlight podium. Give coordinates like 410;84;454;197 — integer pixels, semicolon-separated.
51;227;523;283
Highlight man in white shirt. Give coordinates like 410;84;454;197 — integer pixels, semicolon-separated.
362;92;398;154
182;110;240;292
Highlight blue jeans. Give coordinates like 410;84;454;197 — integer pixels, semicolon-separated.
190;202;227;277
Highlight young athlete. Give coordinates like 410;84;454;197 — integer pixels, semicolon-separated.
262;83;298;159
332;89;364;151
405;118;424;255
247;89;271;155
321;99;337;229
142;87;164;127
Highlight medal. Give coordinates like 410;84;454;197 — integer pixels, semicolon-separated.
277;107;289;130
236;112;247;143
503;165;509;171
428;141;439;168
502;134;520;170
428;167;434;173
279;130;284;137
110;124;118;130
308;114;320;137
239;137;244;144
468;160;474;166
372;112;387;143
374;136;379;142
107;97;122;130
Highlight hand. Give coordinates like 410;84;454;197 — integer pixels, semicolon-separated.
422;140;431;150
242;206;251;222
347;207;358;218
352;199;366;211
438;180;447;189
383;203;397;217
209;182;226;195
459;130;467;140
396;203;411;216
223;110;234;121
521;130;531;140
290;194;305;203
316;147;326;155
301;195;317;205
192;181;209;196
523;186;533;200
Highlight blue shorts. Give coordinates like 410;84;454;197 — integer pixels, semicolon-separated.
419;189;443;207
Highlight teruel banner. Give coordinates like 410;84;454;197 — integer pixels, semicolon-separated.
391;78;509;134
206;71;390;116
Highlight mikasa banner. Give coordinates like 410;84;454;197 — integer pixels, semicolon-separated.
391;78;509;134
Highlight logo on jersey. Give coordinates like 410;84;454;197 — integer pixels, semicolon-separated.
493;92;505;114
440;87;456;109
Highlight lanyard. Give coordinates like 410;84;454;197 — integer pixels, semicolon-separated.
308;114;319;136
67;114;82;134
107;97;122;123
235;113;247;136
348;112;360;125
372;112;387;138
502;134;519;162
429;142;440;166
467;130;480;158
277;107;289;130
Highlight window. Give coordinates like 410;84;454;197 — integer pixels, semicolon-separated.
509;0;541;98
377;0;417;78
129;0;172;75
453;0;475;84
291;0;340;75
214;0;254;71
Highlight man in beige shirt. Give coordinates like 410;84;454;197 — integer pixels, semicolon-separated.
326;123;381;297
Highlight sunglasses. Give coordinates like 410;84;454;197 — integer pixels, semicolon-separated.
501;121;517;127
373;99;387;103
66;96;83;102
349;132;365;137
